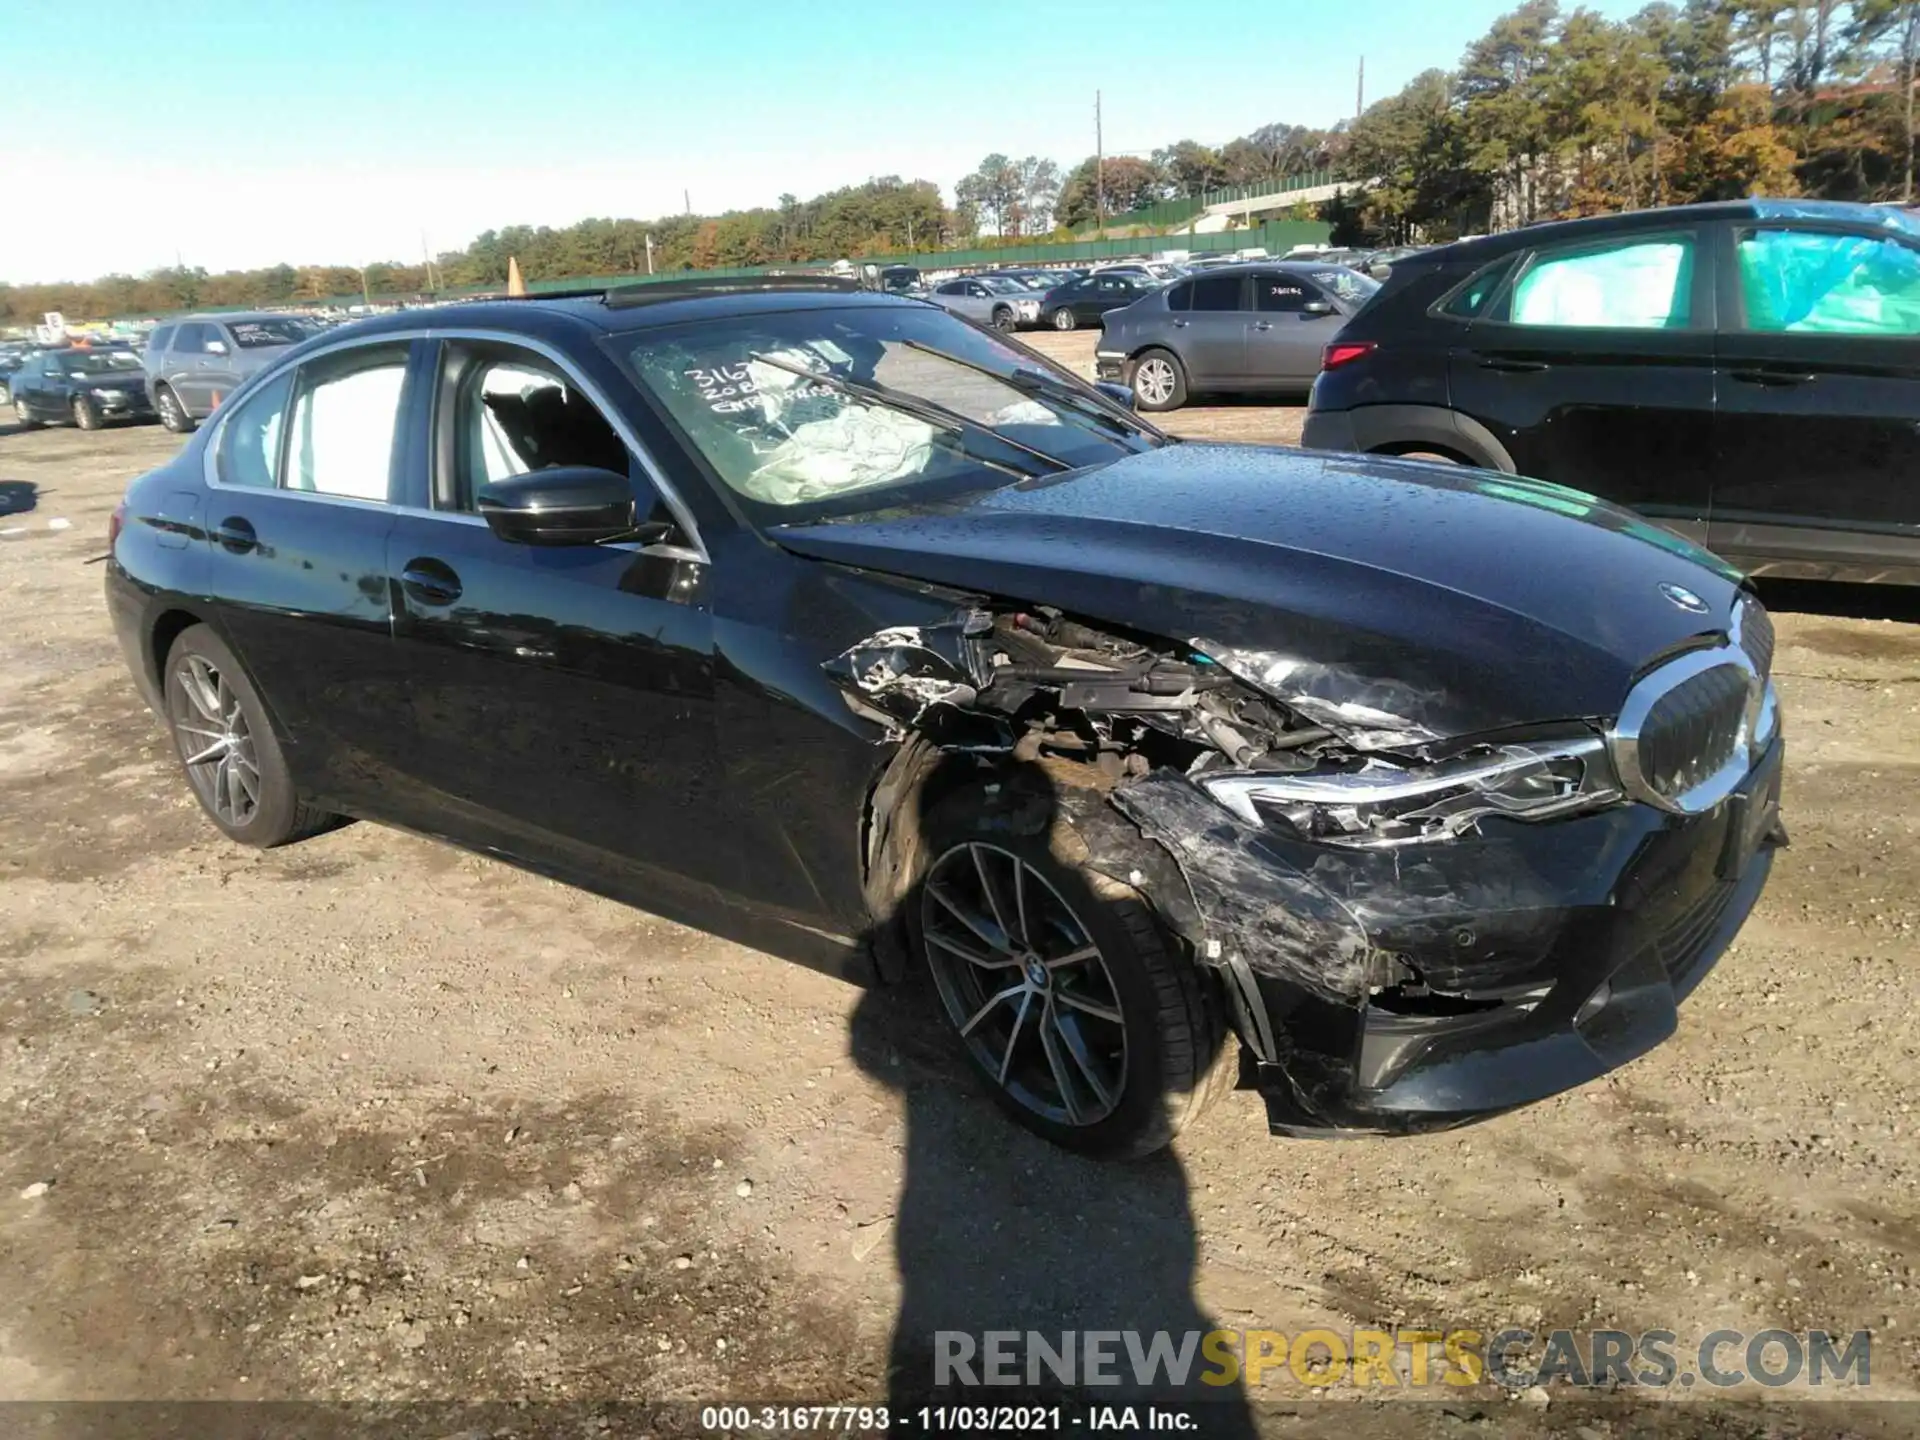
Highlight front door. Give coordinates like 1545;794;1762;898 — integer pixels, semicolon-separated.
1710;221;1920;575
197;339;420;810
167;324;217;415
1245;271;1344;387
1446;228;1716;536
199;322;245;413
381;339;723;889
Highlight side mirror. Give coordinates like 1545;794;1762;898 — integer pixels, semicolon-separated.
206;340;229;355
1301;300;1337;317
1093;380;1137;413
477;465;665;547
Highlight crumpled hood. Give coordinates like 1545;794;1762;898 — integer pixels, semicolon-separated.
770;443;1745;747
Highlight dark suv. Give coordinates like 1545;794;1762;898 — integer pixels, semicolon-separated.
1302;199;1920;586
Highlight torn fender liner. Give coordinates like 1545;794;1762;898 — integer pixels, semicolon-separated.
1110;770;1380;1004
824;611;993;733
1192;636;1443;752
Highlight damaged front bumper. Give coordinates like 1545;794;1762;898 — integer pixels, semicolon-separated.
1107;739;1785;1137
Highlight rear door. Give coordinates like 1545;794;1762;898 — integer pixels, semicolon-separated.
199;323;245;412
1167;273;1248;386
198;337;423;810
166;324;216;414
1710;220;1920;575
1446;228;1715;535
1245;270;1343;387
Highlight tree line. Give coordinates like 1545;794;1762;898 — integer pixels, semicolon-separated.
6;0;1918;323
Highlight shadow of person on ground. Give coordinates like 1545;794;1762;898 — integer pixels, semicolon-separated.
1755;576;1920;624
0;479;38;515
846;752;1257;1435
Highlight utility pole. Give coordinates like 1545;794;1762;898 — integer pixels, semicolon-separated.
1096;89;1106;234
645;232;655;275
1357;56;1365;118
684;189;692;216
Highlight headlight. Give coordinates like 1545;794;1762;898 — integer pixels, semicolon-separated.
1199;737;1621;847
1018;301;1039;317
94;387;125;400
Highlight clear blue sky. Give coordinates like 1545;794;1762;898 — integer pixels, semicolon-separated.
3;0;1641;284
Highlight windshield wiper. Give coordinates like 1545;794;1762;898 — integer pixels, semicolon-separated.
900;338;1161;444
746;352;1073;475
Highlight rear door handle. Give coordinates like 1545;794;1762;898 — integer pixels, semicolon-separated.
1251;321;1273;331
401;558;462;606
1477;357;1549;373
211;516;257;554
1729;367;1816;387
1171;318;1190;328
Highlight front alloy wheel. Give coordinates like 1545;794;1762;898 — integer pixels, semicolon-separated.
71;395;100;430
992;307;1017;332
1052;308;1077;331
922;842;1129;1129
155;385;194;434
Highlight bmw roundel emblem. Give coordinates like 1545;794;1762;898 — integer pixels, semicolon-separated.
1659;582;1710;614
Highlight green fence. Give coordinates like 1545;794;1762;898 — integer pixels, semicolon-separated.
1090;170;1340;234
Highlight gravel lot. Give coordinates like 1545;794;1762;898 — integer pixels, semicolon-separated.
2;331;1917;1436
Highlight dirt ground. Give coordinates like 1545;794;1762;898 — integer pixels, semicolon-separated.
2;331;1918;1438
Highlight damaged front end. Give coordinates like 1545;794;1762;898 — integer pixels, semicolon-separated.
829;603;1782;1138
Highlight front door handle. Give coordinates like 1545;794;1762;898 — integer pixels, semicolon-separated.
1251;320;1274;331
211;516;257;554
401;558;462;606
1171;318;1190;328
1729;367;1817;387
1477;357;1549;373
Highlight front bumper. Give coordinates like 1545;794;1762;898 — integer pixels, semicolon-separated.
1262;741;1782;1135
85;388;155;420
1095;351;1127;384
1104;740;1784;1138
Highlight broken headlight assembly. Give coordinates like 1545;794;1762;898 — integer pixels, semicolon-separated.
1199;737;1623;847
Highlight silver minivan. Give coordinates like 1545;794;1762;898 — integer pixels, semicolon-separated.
143;312;325;432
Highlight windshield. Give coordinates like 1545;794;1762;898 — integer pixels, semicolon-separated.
1309;267;1380;303
622;305;1150;521
65;351;142;373
227;317;322;348
980;277;1027;294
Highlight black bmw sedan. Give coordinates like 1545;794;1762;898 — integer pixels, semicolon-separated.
106;278;1785;1157
13;345;155;429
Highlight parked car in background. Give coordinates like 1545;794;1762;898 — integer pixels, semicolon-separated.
1355;246;1424;279
11;346;153;429
1040;271;1157;330
1097;262;1381;411
104;277;1782;1156
0;351;24;407
1093;262;1185;284
982;269;1071;294
1301;198;1920;586
922;275;1043;330
143;312;328;432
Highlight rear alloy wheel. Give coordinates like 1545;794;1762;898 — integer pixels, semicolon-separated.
14;395;40;430
155;384;195;434
1052;308;1078;331
71;394;101;430
162;624;339;847
991;306;1017;332
915;793;1233;1157
1129;349;1188;412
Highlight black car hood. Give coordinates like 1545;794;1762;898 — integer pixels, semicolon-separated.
71;368;144;388
770;444;1745;747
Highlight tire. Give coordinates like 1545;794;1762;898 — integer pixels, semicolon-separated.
161;624;340;848
991;306;1017;332
912;784;1234;1158
71;395;100;431
155;383;195;434
1129;348;1188;412
14;395;40;430
1051;308;1078;331
0;382;10;407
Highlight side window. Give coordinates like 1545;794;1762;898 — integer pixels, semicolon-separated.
205;325;232;354
1509;236;1694;329
964;282;989;297
1438;257;1516;320
1190;274;1245;312
176;323;210;354
442;344;628;512
1737;228;1920;335
284;344;410;501
1255;274;1313;312
149;325;176;354
216;368;294;489
1165;281;1193;312
936;282;964;296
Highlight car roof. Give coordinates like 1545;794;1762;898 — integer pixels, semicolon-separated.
174;311;308;325
1407;198;1902;269
317;282;933;344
